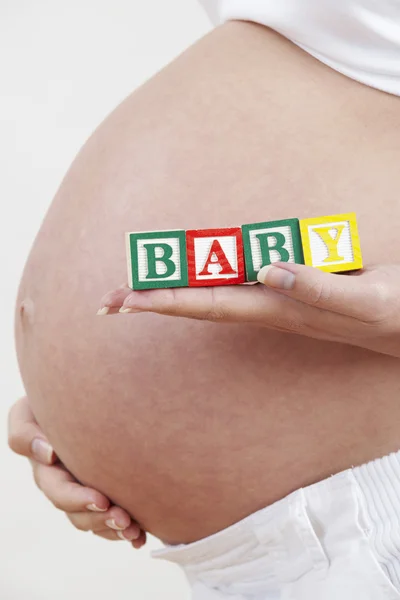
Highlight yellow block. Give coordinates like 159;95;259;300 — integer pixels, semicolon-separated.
299;213;363;273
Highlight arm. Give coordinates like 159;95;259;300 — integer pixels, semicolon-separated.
99;263;400;359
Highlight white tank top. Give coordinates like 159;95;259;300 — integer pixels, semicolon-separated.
198;0;400;96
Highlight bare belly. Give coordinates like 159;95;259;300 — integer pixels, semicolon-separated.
15;22;400;544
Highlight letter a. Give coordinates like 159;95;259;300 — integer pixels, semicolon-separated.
198;240;236;276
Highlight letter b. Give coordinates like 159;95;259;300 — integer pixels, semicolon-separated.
143;243;176;279
255;232;290;265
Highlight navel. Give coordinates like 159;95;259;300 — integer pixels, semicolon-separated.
19;297;35;324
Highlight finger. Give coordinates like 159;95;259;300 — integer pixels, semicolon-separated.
91;529;124;541
90;522;145;547
99;283;307;328
131;530;147;549
92;527;142;542
103;505;133;531
8;397;57;464
102;506;144;541
97;287;132;316
114;522;144;541
31;461;110;512
66;511;127;533
88;523;144;542
67;510;141;539
257;262;384;322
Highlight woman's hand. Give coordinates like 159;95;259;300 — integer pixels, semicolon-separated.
8;396;146;548
98;263;400;358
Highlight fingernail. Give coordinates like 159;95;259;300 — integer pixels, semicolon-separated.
257;265;296;290
86;504;108;513
117;529;141;541
119;307;143;314
97;307;110;316
105;519;125;531
31;438;54;464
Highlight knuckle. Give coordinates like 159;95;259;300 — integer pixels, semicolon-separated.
369;280;387;303
262;308;305;333
285;317;305;333
65;514;75;526
305;280;331;307
32;465;43;491
279;316;305;334
203;288;228;322
361;282;396;326
8;423;36;457
203;307;226;322
7;431;21;453
283;303;315;334
67;515;85;531
161;288;183;315
91;531;102;538
52;497;64;511
155;288;184;317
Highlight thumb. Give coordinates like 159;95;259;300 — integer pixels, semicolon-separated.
257;262;380;321
8;397;57;465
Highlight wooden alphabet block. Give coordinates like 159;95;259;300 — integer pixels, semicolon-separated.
126;230;188;289
186;227;245;287
299;213;363;273
242;218;304;281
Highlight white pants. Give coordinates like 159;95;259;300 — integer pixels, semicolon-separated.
152;452;400;599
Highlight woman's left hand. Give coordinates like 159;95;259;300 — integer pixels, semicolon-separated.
98;263;400;358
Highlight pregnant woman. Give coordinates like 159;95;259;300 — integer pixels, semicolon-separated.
9;1;400;598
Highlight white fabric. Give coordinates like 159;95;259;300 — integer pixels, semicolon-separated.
152;452;400;599
198;0;400;97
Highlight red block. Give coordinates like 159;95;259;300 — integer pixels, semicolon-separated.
186;227;245;287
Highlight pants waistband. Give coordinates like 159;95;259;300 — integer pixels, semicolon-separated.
151;451;400;589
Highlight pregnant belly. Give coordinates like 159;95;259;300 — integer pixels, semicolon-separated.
15;22;400;544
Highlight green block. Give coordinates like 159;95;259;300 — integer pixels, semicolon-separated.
241;218;304;281
126;230;188;290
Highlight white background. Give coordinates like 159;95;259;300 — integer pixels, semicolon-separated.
0;1;211;598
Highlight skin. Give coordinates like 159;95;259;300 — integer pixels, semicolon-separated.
7;396;145;547
101;262;400;358
14;21;400;546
